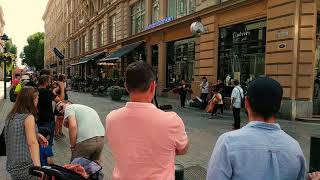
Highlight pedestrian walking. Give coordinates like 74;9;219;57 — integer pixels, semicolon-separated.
56;101;105;161
105;61;188;180
37;75;62;146
4;87;48;180
230;79;243;129
200;77;209;110
207;77;306;180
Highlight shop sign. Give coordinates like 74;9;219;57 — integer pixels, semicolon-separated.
277;30;289;38
144;16;174;30
233;31;251;43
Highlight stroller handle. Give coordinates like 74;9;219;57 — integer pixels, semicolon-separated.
29;166;43;177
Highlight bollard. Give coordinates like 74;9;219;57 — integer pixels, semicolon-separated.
175;164;184;180
310;137;320;172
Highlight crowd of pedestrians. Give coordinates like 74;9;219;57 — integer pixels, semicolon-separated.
2;61;320;180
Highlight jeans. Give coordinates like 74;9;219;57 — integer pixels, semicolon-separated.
38;121;55;145
71;136;104;162
233;107;241;129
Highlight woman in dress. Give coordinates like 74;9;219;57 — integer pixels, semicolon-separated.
5;87;48;180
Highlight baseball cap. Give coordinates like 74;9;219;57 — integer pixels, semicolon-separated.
247;76;283;118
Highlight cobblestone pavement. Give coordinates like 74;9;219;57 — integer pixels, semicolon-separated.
1;91;320;179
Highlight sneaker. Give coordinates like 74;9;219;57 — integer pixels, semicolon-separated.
209;116;213;119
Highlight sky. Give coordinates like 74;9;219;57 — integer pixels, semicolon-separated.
0;0;48;67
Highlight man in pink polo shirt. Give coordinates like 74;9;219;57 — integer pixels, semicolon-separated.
106;61;189;180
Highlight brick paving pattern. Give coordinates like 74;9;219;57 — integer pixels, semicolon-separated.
0;91;320;179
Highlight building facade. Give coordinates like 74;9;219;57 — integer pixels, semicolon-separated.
43;0;319;120
0;6;6;80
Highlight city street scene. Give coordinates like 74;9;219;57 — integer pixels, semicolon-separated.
0;0;320;180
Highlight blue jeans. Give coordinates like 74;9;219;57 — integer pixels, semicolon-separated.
38;122;55;145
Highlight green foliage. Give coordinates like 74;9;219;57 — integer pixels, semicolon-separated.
107;86;126;101
20;32;44;70
5;39;17;55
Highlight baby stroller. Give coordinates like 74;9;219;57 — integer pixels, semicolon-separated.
29;157;104;180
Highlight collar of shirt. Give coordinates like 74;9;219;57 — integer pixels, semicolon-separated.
125;102;157;109
245;121;281;131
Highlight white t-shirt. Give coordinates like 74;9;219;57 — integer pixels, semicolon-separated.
64;104;105;144
200;82;209;94
231;86;244;108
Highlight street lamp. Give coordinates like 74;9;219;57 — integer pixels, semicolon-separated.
0;33;10;99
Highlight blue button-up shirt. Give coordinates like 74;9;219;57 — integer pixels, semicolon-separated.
207;121;306;180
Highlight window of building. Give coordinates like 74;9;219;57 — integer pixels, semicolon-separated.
89;28;94;50
109;15;116;43
152;0;160;23
167;0;195;19
67;23;71;35
218;19;266;97
130;0;145;35
98;0;104;10
82;34;86;53
97;23;104;47
166;38;195;88
68;43;71;58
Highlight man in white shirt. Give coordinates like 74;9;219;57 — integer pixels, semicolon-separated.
230;79;243;129
200;77;209;110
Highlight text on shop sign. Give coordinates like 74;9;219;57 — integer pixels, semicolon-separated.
144;16;175;30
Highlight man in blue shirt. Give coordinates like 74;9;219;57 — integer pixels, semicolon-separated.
207;76;306;180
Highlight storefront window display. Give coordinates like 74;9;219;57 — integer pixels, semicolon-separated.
167;38;195;88
218;19;266;97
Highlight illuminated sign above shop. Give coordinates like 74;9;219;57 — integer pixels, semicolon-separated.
144;16;174;30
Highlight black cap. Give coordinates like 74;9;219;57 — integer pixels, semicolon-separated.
247;76;283;119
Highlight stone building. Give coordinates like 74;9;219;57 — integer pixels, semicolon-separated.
43;0;319;120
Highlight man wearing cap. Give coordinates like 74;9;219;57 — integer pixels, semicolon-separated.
207;77;306;180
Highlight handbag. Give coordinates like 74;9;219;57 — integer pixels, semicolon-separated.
0;127;6;156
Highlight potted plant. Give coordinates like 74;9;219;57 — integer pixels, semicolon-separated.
107;86;126;101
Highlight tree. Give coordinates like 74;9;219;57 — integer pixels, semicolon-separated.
20;32;44;71
0;39;17;74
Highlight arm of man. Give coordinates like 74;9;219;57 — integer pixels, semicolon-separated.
172;114;189;155
66;115;77;147
207;134;232;180
24;115;41;167
58;81;65;100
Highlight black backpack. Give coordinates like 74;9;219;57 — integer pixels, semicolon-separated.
9;87;16;102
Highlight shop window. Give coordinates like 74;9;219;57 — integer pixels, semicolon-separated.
130;0;145;35
152;0;160;23
97;23;104;47
218;19;266;97
167;0;195;19
167;38;195;88
109;15;116;43
152;45;159;77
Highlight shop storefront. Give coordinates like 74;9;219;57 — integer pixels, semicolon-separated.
218;19;266;97
167;38;195;88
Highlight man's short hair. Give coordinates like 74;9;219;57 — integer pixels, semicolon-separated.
38;75;50;86
15;74;21;78
247;76;283;119
40;69;51;76
125;60;155;93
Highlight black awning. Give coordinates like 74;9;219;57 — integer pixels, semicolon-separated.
71;51;106;66
99;41;144;62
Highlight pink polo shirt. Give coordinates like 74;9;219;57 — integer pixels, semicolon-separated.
106;102;188;180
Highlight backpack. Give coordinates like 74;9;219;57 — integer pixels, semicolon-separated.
9;87;16;102
236;87;245;108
